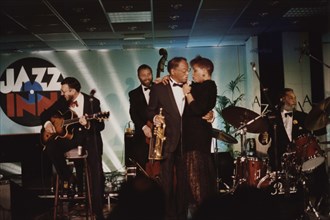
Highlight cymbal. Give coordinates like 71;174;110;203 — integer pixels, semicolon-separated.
305;97;330;131
221;106;268;134
212;128;238;144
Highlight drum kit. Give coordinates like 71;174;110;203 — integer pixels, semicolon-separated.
218;105;271;191
214;97;329;207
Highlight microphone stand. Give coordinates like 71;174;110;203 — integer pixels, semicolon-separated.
128;158;150;178
304;50;330;69
213;138;231;193
250;63;280;171
88;89;106;205
89;90;99;159
213;139;220;191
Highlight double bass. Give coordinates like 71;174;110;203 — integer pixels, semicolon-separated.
156;48;168;78
145;48;167;182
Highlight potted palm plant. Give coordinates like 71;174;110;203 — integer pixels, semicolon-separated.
215;73;245;155
213;73;245;189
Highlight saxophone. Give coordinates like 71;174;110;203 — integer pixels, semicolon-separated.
148;108;166;160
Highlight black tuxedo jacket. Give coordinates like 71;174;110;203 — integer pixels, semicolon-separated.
147;83;182;153
267;109;310;170
40;93;105;154
128;85;149;138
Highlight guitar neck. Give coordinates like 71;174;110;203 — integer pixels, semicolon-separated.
61;111;109;126
63;115;94;126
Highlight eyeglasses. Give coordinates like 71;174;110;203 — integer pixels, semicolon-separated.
175;67;191;73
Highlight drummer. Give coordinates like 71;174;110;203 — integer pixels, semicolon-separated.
266;88;326;170
266;88;328;212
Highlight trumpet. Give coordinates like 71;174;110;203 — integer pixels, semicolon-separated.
148;108;166;160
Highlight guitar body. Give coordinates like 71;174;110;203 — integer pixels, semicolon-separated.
41;111;76;146
40;110;110;147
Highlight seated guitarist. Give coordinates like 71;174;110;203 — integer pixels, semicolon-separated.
40;77;106;220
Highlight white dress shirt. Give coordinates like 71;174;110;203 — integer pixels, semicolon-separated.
170;78;185;115
142;85;150;105
70;93;84;117
281;109;293;141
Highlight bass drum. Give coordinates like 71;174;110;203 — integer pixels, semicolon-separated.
257;172;299;196
257;172;304;220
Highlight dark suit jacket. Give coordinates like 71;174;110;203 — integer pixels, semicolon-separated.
128;85;150;166
147;83;182;153
40;93;105;154
129;85;149;138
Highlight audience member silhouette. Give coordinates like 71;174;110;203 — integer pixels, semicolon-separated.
107;175;165;220
192;186;277;220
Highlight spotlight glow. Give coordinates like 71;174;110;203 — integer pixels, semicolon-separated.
67;51;124;171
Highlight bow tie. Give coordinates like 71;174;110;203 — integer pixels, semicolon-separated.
144;87;150;91
173;83;183;87
284;112;293;117
70;100;78;107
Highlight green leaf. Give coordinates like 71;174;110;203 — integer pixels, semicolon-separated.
215;73;245;154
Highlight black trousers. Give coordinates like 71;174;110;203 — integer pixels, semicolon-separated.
46;129;105;219
45;129;86;181
86;138;105;219
160;148;187;220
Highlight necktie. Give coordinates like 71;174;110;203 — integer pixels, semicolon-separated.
284;112;293;117
173;83;183;87
144;87;150;91
70;100;78;107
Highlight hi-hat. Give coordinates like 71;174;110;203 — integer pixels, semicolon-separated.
305;97;330;131
221;106;268;133
212;128;238;144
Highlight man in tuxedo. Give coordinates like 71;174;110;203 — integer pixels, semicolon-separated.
147;57;190;220
267;88;326;171
128;64;153;170
40;77;106;220
267;88;328;218
267;88;309;170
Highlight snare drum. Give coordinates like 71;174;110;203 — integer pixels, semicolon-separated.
294;134;325;172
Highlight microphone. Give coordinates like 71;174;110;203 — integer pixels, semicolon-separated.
89;89;96;102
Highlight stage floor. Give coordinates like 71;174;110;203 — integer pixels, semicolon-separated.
1;167;329;220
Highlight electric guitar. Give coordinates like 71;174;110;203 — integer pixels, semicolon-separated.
40;110;109;146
